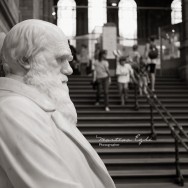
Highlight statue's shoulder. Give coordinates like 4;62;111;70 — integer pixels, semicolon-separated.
0;93;32;108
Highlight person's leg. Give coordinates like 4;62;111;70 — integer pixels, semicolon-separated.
143;76;149;96
150;73;155;91
124;83;129;102
103;77;110;111
118;83;124;105
80;64;84;75
84;64;88;75
150;63;156;92
139;78;143;96
95;79;101;105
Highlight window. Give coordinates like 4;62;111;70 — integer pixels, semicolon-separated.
88;0;107;33
171;0;182;24
119;0;137;46
57;0;76;38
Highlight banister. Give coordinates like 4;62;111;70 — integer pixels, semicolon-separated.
149;90;188;140
133;77;188;186
146;95;188;151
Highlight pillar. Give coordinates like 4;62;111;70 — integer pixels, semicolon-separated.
180;0;188;82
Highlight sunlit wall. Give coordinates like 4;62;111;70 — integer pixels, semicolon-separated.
171;0;182;24
88;0;107;33
119;0;137;46
57;0;76;38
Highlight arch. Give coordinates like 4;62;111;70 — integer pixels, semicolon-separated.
88;0;107;33
171;0;182;24
118;0;137;46
57;0;76;38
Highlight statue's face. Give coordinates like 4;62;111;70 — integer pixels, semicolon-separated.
37;31;73;81
21;21;77;123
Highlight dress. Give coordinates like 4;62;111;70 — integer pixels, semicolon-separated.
0;77;116;188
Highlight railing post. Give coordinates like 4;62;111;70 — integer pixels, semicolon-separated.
174;135;184;186
150;96;157;140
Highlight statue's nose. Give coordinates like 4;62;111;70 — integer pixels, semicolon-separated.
61;61;73;75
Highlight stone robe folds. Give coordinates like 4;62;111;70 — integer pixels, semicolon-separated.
0;77;116;188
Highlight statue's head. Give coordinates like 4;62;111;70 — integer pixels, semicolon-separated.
1;19;76;124
2;19;73;77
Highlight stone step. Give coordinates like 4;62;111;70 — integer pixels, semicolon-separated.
70;93;188;97
103;158;188;171
70;90;188;95
116;182;188;188
68;75;188;186
109;169;188;184
68;76;180;81
77;122;188;127
72;98;188;102
75;104;188;110
77;116;188;124
96;147;188;157
76;110;188;116
81;131;188;140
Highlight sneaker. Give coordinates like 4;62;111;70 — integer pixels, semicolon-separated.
105;107;110;112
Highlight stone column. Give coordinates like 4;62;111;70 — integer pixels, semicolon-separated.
180;0;188;81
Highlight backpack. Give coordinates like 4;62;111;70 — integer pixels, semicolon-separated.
148;44;158;59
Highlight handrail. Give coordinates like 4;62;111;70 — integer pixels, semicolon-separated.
147;88;188;140
133;77;188;186
145;92;188;151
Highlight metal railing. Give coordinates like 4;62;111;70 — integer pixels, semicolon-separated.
134;81;188;186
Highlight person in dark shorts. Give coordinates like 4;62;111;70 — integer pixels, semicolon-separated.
144;36;158;92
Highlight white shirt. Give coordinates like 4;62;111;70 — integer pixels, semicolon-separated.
116;63;133;83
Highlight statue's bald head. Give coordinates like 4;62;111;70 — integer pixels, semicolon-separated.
1;19;71;72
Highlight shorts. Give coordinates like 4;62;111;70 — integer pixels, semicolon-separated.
148;63;156;73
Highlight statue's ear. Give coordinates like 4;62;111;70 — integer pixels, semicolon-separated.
18;57;31;70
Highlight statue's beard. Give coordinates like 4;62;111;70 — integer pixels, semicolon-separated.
24;70;77;125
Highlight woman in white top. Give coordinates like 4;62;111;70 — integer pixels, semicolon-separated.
116;56;134;105
93;50;111;111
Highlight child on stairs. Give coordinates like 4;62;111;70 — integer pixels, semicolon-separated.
116;56;135;105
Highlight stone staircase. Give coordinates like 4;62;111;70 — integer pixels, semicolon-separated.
68;76;188;188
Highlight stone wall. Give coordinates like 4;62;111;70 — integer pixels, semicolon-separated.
19;0;54;23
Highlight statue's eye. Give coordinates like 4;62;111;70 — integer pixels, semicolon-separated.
57;57;64;64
